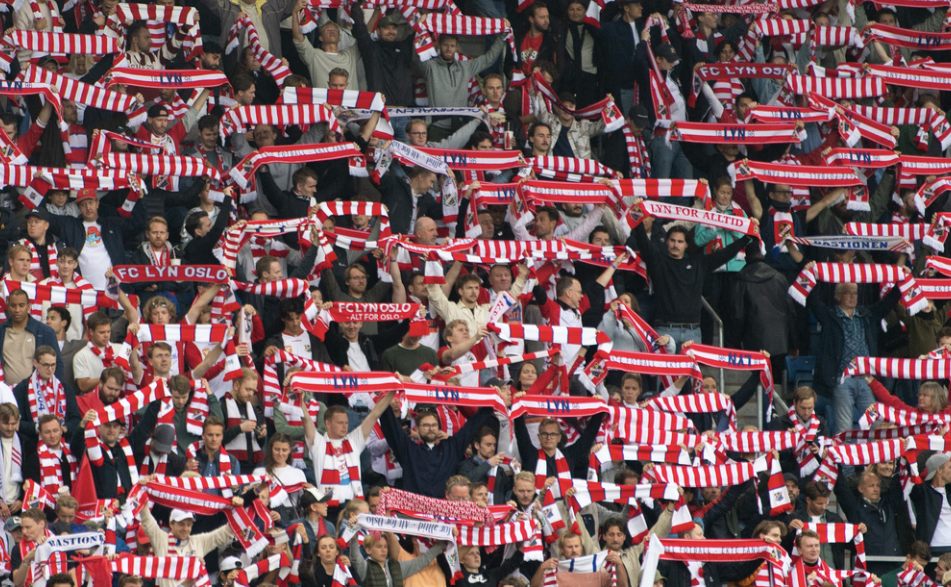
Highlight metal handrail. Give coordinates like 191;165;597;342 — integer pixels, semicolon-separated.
700;298;725;401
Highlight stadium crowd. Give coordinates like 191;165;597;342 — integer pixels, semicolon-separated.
5;0;951;584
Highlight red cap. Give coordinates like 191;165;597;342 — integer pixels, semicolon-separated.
136;526;149;545
75;188;96;202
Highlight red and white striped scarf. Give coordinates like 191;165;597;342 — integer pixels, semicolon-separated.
784;73;886;99
26;370;66;425
859;402;951;430
569;480;693;541
20;530;66;587
288;371;403;397
813;438;903;490
622;126;651;179
787;404;823;476
853;104;951;152
838;62;951;92
183;442;234;495
527;156;620;182
509;395;611;421
671;121;800;145
98;152;220;182
225;14;290;84
732;159;863;188
37;442;75;495
413;14;514;62
21;239;57;280
84;421;138;489
645;455;768;487
103;67;229;92
586;349;703;386
302;301;421;340
751;105;831;125
613;178;709;200
808;93;897;150
220;104;341;138
788;262;928;314
642;393;737;431
605;407;697;443
687;343;774;421
534;448;570;493
711;430;799;455
229;143;362;189
846;222;942;251
488;323;611;347
111;556;210;585
401;382;508;418
520;180;623;216
5;280;124;320
2;30;117;59
20;65;136;112
897;568;939;587
646;538;789;587
843;356;951;381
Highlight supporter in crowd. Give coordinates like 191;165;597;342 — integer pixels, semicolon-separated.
6;0;951;583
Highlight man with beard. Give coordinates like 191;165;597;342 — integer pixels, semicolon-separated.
744;181;844;284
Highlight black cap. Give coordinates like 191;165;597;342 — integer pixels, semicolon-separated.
147;104;170;119
485;377;513;388
656;42;680;62
25;207;50;223
557;91;576;104
628;104;651;128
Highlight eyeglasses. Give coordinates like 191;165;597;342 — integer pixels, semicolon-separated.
538;432;560;438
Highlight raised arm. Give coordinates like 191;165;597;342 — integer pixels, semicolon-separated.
359;390;396;439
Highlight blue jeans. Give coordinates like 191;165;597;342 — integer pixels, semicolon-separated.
619;89;636;122
650;136;693;180
656;325;701;354
832;377;874;435
468;0;506;18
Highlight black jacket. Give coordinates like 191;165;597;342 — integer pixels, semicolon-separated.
48;205;148;270
631;221;752;325
239;242;320;349
13;376;81;440
807;284;901;395
324;319;411;373
514;413;605;480
835;468;901;559
456;456;514;506
911;481;951;547
183;196;233;266
258;169;312;220
377;166;442;235
734;258;798;356
351;7;416;106
70;403;159;499
379;405;494;497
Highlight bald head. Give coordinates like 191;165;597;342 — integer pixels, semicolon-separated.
415;217;438;246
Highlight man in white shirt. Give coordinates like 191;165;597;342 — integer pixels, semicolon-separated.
72;312;124;394
302;394;394;512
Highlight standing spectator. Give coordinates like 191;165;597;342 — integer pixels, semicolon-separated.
0;289;62;385
805;261;901;434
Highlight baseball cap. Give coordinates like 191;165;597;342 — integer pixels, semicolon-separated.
926;452;951;481
378;15;398;27
628;104;651;129
169;509;195;523
220;556;243;572
151;424;175;454
75;188;97;202
305;487;334;503
4;517;20;532
147;104;170;119
782;473;799;486
656;42;680;63
485;377;513;388
25;207;50;223
557;91;576;105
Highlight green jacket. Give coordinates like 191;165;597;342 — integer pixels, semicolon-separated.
695;207;747;273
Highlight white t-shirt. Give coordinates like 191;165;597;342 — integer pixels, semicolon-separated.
346;342;374;409
79;221;112;290
934;487;951;547
282;331;311;357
